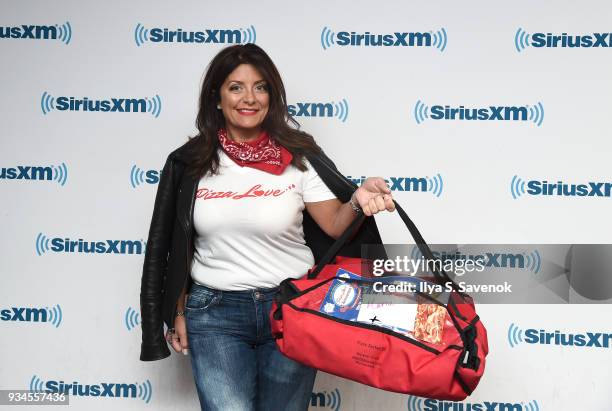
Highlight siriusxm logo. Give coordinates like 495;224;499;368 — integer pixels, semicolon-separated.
134;23;256;47
0;22;72;44
414;100;544;127
321;27;447;51
287;99;349;122
408;395;540;411
30;375;152;403
40;92;162;118
410;247;541;274
35;233;146;256
511;175;612;199
125;307;141;331
508;323;612;349
515;28;612;52
0;305;62;327
0;163;68;186
310;389;341;411
130;165;162;188
347;174;443;197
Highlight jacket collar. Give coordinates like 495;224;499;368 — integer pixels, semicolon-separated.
171;138;200;165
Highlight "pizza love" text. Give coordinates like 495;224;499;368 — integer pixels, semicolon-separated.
195;183;296;200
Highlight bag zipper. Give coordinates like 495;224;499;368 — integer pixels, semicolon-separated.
281;276;474;356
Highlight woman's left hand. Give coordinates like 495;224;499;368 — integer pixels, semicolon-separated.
352;177;396;216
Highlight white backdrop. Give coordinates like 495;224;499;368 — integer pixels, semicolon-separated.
1;1;612;410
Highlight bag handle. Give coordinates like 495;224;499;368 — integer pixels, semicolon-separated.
308;200;458;290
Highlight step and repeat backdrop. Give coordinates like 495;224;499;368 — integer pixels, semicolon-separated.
1;0;612;410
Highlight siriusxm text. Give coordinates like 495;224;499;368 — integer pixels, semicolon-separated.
527;180;612;197
288;103;333;117
148;28;242;43
335;31;431;47
0;25;58;39
422;399;524;411
44;380;137;397
48;238;144;254
433;251;533;269
347;176;428;192
531;32;612;48
1;307;47;322
430;106;528;121
524;329;612;348
53;97;148;112
1;166;53;180
140;170;162;184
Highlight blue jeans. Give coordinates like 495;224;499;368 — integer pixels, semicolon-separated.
185;283;317;411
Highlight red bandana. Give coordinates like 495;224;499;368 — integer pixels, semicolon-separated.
217;128;293;175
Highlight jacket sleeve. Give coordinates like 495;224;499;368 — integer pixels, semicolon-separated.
308;150;358;201
139;153;176;361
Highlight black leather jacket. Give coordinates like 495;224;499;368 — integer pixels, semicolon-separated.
139;138;383;361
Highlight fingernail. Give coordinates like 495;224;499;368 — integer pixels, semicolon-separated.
182;349;189;355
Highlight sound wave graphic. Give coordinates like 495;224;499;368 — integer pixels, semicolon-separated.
510;175;527;199
56;21;72;45
30;375;46;392
515;28;531;52
134;23;149;47
431;27;448;52
507;322;524;348
137;379;153;403
320;26;335;50
35;233;51;256
524;400;540;411
146;95;162;118
407;395;425;411
240;25;256;44
45;304;63;327
125;306;141;331
413;100;429;124
40;91;56;115
427;173;444;197
528;102;545;127
325;389;341;411
52;162;68;186
524;249;542;274
130;165;146;188
333;99;349;122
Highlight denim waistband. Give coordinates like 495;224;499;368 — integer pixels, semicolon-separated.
190;282;279;302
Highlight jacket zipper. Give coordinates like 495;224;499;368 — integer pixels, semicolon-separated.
171;177;198;321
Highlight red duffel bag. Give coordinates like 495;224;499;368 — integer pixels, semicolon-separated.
270;202;488;401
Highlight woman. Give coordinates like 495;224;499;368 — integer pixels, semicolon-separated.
140;43;395;411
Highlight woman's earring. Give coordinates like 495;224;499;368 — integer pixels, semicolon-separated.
216;104;221;109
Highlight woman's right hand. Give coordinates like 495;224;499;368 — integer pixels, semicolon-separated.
166;314;189;355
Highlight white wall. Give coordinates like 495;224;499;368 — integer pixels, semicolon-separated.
1;1;611;409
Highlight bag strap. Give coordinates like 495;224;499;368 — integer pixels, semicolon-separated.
308;200;460;291
307;210;367;279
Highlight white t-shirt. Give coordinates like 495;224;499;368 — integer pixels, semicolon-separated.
190;150;337;290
